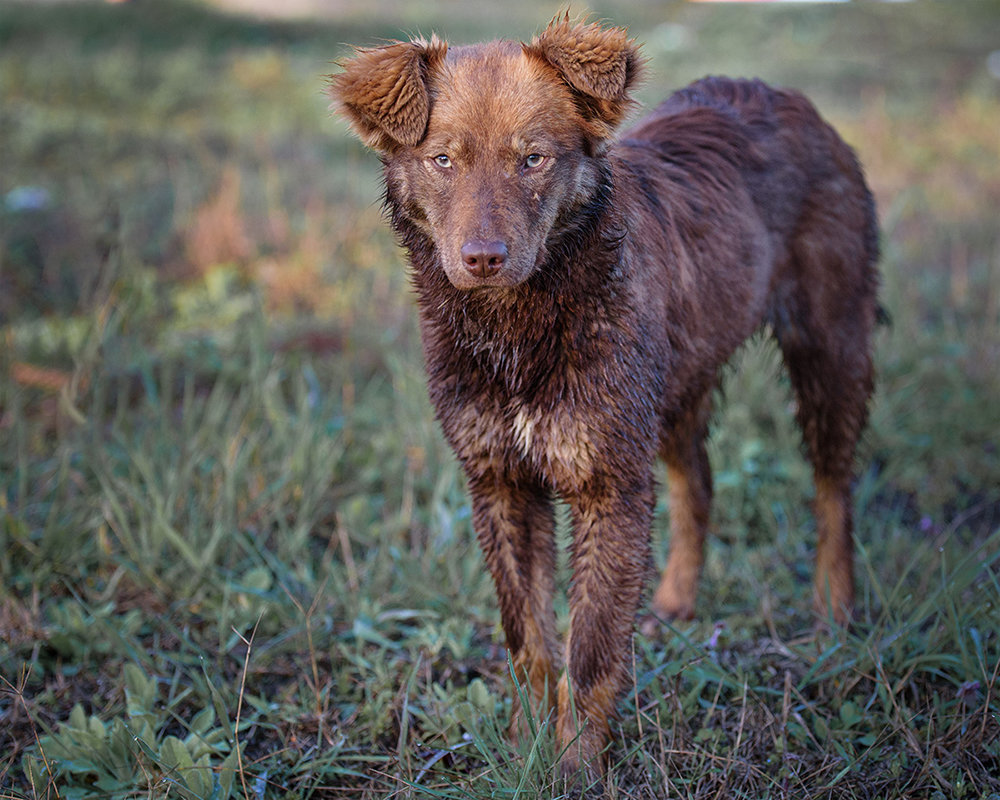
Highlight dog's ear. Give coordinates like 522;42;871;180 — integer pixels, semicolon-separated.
328;36;447;151
525;18;642;141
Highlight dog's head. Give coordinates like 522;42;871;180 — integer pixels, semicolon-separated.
329;18;641;289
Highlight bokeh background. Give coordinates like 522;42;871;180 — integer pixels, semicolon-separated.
1;1;999;798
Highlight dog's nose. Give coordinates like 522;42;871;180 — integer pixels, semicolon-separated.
461;240;507;278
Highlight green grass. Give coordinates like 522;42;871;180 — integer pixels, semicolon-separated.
1;1;999;798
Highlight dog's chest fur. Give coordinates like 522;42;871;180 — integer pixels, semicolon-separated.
408;235;667;492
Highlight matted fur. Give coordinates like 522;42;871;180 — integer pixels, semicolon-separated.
329;17;878;782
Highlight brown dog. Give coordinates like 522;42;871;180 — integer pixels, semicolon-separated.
330;17;878;780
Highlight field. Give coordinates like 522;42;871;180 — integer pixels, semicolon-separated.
1;1;999;797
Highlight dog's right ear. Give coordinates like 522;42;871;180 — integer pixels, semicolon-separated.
328;37;447;152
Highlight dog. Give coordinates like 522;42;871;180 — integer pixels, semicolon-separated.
329;17;878;781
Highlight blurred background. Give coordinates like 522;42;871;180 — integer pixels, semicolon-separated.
1;1;999;797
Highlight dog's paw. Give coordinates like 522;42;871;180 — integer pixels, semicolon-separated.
637;612;665;639
641;597;696;637
556;753;605;799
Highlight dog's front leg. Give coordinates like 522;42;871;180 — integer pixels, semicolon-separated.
557;477;654;781
466;471;560;735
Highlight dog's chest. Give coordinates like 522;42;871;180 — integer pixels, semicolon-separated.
445;390;597;492
430;296;653;491
510;404;595;490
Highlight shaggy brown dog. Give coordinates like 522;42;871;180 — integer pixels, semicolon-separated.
330;17;878;781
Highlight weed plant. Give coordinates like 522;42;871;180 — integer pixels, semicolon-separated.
1;2;998;798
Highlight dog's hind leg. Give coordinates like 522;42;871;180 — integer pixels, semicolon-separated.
650;393;714;623
780;331;872;625
467;472;560;733
773;225;877;625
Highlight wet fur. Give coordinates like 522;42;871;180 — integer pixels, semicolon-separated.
330;18;878;780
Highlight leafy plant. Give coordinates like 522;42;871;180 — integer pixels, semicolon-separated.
22;665;240;800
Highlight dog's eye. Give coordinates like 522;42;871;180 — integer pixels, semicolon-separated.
432;154;452;169
525;153;545;170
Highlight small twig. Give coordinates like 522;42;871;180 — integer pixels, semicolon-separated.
0;666;60;800
282;577;330;726
731;678;749;761
233;614;263;800
780;669;792;756
336;514;359;592
631;634;642;738
980;649;1000;742
653;704;672;795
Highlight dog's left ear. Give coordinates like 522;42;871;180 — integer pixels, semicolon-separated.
524;18;642;141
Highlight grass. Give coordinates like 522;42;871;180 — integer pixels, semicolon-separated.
1;0;999;797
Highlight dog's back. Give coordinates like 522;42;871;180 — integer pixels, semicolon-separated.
606;75;878;405
609;76;879;625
